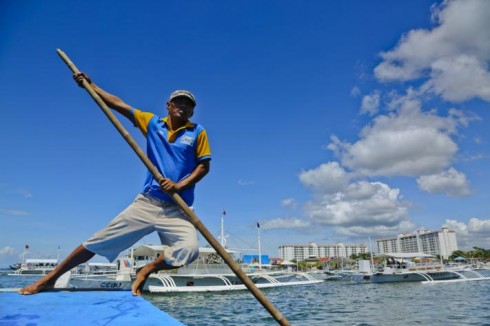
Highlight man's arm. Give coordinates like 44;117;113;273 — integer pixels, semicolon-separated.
159;160;210;193
74;72;133;120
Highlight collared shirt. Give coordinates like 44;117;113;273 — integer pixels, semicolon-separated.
131;109;211;206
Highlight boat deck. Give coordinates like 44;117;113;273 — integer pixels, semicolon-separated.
0;291;184;325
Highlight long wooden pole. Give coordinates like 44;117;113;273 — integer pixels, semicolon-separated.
56;49;290;326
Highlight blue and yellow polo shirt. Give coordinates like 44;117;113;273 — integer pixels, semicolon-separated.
131;109;211;206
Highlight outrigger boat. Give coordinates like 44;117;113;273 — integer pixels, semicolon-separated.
65;212;323;292
8;258;59;276
349;253;477;284
66;245;322;292
8;245;60;276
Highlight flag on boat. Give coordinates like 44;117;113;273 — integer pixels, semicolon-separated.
25;244;29;249
257;222;260;228
222;210;226;216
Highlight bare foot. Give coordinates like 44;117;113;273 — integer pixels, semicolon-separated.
19;280;54;295
131;272;148;296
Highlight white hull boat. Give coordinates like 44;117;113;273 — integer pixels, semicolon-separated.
62;214;323;292
147;270;322;293
8;259;59;276
350;268;460;283
63;245;322;292
350;253;463;284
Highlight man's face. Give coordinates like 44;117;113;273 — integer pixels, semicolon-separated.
167;97;195;121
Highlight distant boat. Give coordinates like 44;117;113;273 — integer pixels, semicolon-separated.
9;263;21;270
129;245;323;293
65;212;323;292
8;258;59;276
350;253;463;283
130;212;323;293
8;245;60;276
65;245;323;292
73;262;118;276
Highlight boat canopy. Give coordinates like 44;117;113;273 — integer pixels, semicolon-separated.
86;262;117;267
130;245;237;257
25;259;58;264
377;252;433;258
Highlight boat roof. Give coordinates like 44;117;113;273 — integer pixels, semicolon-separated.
25;259;58;263
86;262;117;267
131;245;237;257
377;252;433;258
248;263;273;267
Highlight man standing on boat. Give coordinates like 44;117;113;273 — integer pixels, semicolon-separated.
19;73;211;295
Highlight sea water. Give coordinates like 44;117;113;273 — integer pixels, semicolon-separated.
2;270;490;325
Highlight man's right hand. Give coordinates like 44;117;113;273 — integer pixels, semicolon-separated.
73;72;92;88
71;73;133;120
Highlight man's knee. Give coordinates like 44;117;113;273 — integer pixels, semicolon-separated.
164;245;199;267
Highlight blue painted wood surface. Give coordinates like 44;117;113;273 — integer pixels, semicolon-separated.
0;291;184;325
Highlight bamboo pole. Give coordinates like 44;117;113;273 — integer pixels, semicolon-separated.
56;49;290;326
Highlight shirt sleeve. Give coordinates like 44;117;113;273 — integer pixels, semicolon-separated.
132;109;155;136
196;129;211;161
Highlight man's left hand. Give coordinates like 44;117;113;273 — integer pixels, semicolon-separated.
158;178;182;193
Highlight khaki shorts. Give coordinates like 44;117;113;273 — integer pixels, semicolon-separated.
83;193;199;266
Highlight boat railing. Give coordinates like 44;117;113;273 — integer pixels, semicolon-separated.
386;262;443;272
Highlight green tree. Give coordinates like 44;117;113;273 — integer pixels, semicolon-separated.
350;253;372;260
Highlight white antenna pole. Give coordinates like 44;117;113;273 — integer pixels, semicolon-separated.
369;237;375;273
22;245;28;264
221;210;226;247
130;246;134;274
257;222;262;270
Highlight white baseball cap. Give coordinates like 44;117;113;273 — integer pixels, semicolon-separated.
169;90;196;105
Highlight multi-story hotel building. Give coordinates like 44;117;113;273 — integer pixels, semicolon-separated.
376;227;458;259
279;242;368;262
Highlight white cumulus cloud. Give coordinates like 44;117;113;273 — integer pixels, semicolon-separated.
444;218;490;249
361;91;381;116
374;0;490;103
417;167;471;196
260;217;310;230
0;246;15;256
0;246;17;265
299;162;350;194
299;163;411;237
328;96;470;177
303;181;409;227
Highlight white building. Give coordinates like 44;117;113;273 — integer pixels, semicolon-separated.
376;227;458;259
279;242;368;262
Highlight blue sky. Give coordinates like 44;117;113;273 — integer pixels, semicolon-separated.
1;0;490;267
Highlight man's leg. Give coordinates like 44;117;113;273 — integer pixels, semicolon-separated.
19;245;95;295
131;202;199;296
131;256;177;296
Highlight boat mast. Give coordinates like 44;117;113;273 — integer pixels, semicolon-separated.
369;237;375;273
22;245;28;264
221;210;226;247
257;222;262;270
